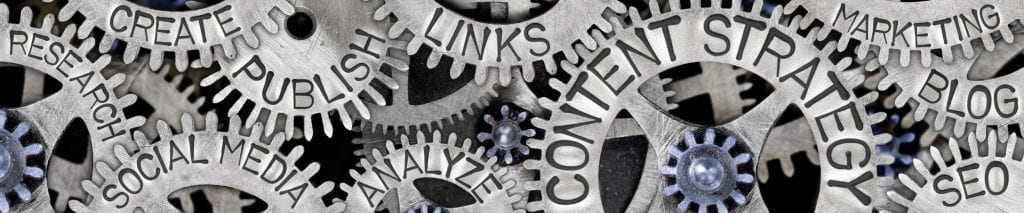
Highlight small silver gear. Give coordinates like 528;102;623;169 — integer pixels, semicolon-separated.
477;104;536;165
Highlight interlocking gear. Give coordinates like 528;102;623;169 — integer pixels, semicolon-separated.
661;128;754;213
0;111;45;213
886;130;1020;212
372;0;626;85
870;31;1024;142
69;114;343;212
10;0;1024;212
0;6;145;212
477;104;536;165
340;130;523;212
48;0;295;71
358;56;500;138
200;0;408;140
525;1;892;212
784;0;1023;67
108;54;206;139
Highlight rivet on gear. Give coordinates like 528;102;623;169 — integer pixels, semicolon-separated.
662;128;753;213
477;104;536;165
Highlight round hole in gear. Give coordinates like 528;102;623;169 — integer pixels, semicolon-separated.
286;11;315;40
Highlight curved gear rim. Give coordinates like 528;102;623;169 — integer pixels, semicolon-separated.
69;114;343;212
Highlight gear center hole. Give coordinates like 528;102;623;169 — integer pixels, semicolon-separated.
286;11;315;40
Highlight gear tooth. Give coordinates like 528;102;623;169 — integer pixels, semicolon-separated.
646;0;662;15
909;159;930;185
68;199;92;212
17;7;31;26
301;161;320;177
878;154;896;166
303;116;314;141
123;43;141;63
523;179;544;192
223;41;237;58
157;119;174;139
174;51;189;71
982;34;996;51
181;113;195;132
868;111;887;125
148;52;164;71
41;14;55;32
627;7;642;25
911;104;928;121
526;201;544;212
898;49;911;67
756;161;770;183
885;189;913;211
1005;133;1019;156
966;131;981;156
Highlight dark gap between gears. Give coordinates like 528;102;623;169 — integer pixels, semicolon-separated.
287;11;315;40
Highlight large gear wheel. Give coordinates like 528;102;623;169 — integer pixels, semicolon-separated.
340;130;524;212
784;0;1023;67
869;31;1024;142
200;0;409;141
886;130;1021;212
0;6;145;212
372;0;626;86
46;0;295;71
69;114;343;212
524;1;893;212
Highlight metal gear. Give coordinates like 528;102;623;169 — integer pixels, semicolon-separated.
0;111;45;213
784;0;1023;67
0;6;145;212
47;0;295;71
107;54;206;140
69;114;344;212
758;117;821;182
166;186;257;213
650;62;816;183
524;1;893;212
869;31;1024;142
662;62;757;123
886;130;1021;212
661;128;755;213
372;0;626;86
358;55;500;138
477;104;536;165
340;130;524;212
200;0;409;141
